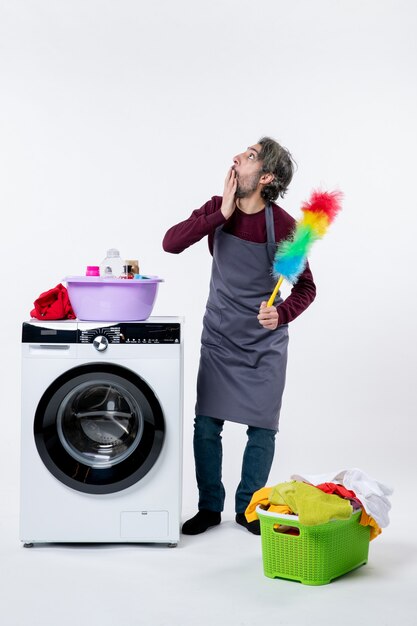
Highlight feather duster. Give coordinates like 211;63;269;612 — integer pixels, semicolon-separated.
267;190;342;306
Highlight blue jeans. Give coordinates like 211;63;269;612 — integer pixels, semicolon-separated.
193;414;276;514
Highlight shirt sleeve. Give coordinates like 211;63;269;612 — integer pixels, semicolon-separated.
276;261;317;325
162;196;226;254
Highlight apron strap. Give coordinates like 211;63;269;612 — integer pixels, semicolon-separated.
265;204;277;265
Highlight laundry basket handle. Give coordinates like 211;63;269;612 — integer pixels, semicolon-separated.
256;506;302;536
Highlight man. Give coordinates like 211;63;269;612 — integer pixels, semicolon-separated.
163;137;316;535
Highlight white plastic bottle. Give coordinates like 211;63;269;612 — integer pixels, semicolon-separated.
100;248;124;278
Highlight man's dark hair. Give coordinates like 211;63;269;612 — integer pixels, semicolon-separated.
258;137;296;201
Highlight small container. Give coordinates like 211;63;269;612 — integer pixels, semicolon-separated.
100;248;124;278
86;266;100;276
120;264;134;279
125;259;139;275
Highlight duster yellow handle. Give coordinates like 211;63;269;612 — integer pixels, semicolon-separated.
267;275;284;307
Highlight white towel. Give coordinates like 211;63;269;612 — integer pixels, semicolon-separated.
290;468;393;528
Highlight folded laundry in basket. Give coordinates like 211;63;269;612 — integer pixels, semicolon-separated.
269;481;353;526
30;283;76;320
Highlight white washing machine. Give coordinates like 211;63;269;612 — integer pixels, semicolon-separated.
20;317;183;547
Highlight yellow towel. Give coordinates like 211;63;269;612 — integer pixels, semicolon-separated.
269;481;353;526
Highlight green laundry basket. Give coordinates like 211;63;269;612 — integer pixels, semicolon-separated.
257;507;371;585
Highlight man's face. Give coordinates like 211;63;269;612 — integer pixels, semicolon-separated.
232;144;263;198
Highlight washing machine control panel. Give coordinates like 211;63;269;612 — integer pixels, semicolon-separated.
79;326;121;345
78;323;181;345
22;321;181;344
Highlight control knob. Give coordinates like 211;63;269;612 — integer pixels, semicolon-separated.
93;336;109;351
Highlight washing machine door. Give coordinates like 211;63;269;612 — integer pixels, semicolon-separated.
34;364;165;494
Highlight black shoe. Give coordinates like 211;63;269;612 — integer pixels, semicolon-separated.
235;513;261;535
182;510;221;535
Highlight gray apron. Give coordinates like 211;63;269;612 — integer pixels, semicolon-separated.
196;205;289;431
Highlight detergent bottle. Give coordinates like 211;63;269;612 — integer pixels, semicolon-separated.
100;248;124;278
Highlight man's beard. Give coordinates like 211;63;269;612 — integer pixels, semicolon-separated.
235;170;262;199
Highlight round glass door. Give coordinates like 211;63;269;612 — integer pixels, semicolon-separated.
56;380;144;468
34;364;165;494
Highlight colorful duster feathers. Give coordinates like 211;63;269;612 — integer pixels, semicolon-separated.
267;190;342;306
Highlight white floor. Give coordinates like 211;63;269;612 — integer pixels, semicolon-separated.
1;485;416;626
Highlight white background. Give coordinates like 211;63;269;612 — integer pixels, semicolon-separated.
1;1;416;624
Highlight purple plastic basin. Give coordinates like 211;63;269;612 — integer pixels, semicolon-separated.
64;276;163;321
